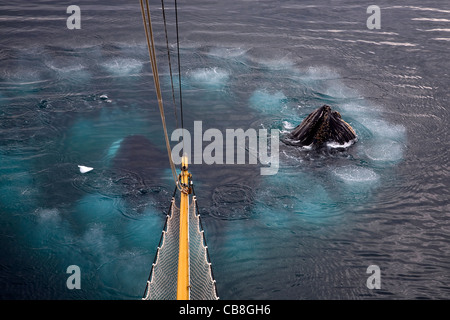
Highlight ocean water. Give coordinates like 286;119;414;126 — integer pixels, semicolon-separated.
1;0;449;299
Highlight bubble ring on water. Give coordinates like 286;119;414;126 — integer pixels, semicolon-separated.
332;165;379;183
210;184;255;220
71;168;146;198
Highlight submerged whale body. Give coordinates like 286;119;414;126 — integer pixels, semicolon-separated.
109;134;170;213
285;105;357;148
112;134;166;179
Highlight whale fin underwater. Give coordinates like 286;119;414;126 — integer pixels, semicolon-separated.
284;105;357;148
107;134;170;215
111;134;169;179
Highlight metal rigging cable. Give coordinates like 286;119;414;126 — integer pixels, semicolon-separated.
139;0;178;185
174;0;184;131
160;0;179;129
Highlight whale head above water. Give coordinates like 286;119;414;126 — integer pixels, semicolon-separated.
284;105;357;148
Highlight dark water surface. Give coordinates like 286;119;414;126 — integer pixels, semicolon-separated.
0;0;449;299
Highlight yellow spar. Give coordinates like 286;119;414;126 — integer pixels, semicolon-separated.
139;0;219;301
177;154;191;300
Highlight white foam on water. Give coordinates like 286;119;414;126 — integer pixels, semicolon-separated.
326;139;357;149
358;117;406;140
82;224;117;250
258;56;295;70
78;203;163;297
282;120;296;130
339;102;381;120
48;63;91;83
30;208;73;249
79;224;120;267
333;165;379;183
101;58;143;76
324;83;361;100
35;208;61;223
254;169;341;232
8;68;43;84
188;67;230;88
208;47;248;58
364;140;404;162
46;61;86;73
303;66;340;81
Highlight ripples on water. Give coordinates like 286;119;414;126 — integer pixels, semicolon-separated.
1;1;449;299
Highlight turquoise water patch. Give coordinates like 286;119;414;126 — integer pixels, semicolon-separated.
122;204;165;250
26;208;73;250
72;193;125;230
244;61;408;231
249;89;288;114
248;61;407;172
0;153;37;213
254;169;340;229
0;44;412;299
63;106;157;163
70;201;165;298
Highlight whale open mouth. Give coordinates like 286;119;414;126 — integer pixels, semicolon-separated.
283;105;357;149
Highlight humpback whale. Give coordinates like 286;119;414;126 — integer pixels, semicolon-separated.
110;134;170;212
284;105;357;148
111;134;167;181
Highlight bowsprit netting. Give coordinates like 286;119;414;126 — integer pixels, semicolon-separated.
189;196;219;300
142;197;179;300
142;195;219;300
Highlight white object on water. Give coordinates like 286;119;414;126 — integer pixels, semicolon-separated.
78;165;93;173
